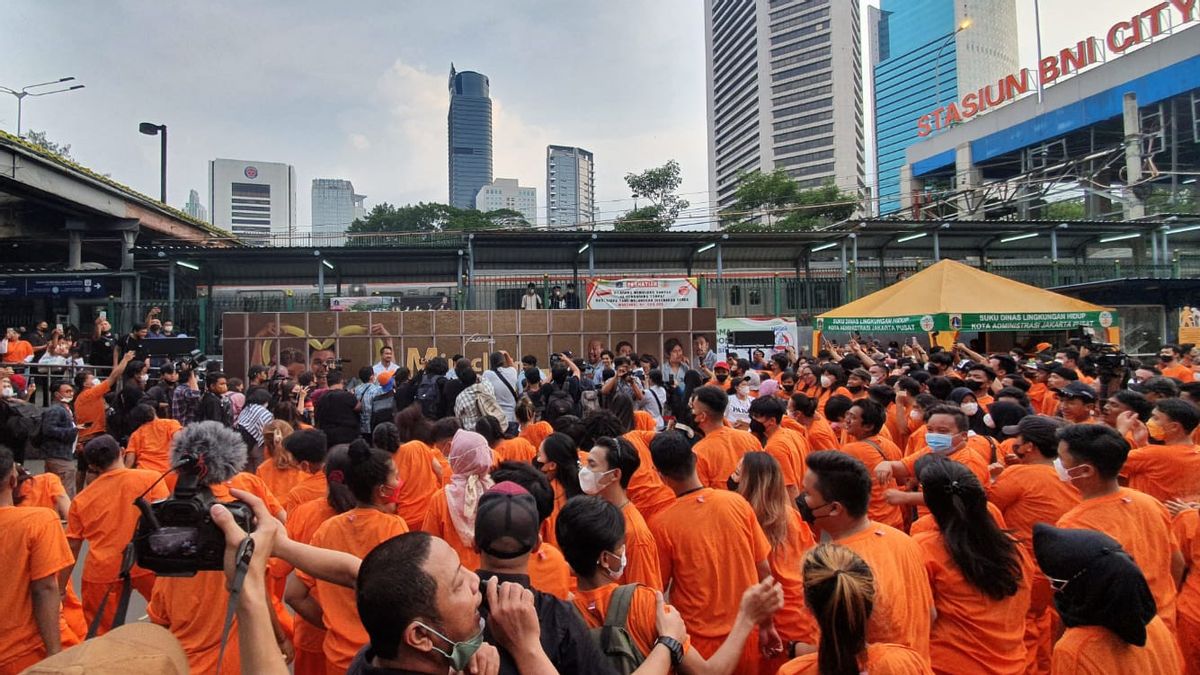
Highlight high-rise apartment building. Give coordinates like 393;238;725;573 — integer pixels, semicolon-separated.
208;158;296;246
475;178;537;224
704;0;865;214
547;145;595;228
312;178;366;245
872;0;1018;214
448;65;493;210
183;188;208;223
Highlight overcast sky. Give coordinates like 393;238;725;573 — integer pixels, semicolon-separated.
1;0;1158;229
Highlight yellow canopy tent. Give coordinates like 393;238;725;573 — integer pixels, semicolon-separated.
813;259;1117;349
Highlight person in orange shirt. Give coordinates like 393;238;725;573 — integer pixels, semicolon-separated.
800;451;934;661
256;420;304;500
291;439;409;674
1;327;35;364
963;363;997;410
689;385;761;489
876;405;990;515
15;465;70;520
913;456;1032;674
124;403;182;473
420;429;494;572
1170;505;1200;675
1032;523;1183;675
844;368;872;401
475;414;537;465
840;399;906;530
1159;344;1196;382
1055;423;1185;633
590;400;677;523
489;460;574;600
1117;398;1200;502
382;406;444;531
517;400;554;448
0;445;76;675
429;417;459;484
814;364;853;417
749;396;808;498
281;428;330;513
732;451;819;669
557;495;788;673
788;393;840;452
533;431;584;547
66;434;169;636
579;435;662;589
647;430;781;670
986;415;1081;675
73;352;136;448
777;544;930;675
887;377;922;448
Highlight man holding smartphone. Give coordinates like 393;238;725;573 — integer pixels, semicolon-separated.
600;356;643;402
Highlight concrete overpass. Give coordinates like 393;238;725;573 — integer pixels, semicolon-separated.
0;129;238;328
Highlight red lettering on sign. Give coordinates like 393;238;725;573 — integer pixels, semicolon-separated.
917;115;933;137
961;92;979;118
1142;2;1171;35
1039;56;1061;86
1170;0;1196;22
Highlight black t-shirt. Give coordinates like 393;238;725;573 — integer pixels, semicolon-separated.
89;332;117;366
315;388;361;444
119;333;145;359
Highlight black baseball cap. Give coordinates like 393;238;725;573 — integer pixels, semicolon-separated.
1001;415;1066;445
474;482;540;560
1056;381;1096;401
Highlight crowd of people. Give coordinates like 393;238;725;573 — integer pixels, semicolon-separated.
2;325;1199;675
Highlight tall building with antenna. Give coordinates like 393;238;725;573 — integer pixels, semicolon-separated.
448;64;493;210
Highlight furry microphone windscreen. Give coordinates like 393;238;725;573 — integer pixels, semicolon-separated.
170;421;248;484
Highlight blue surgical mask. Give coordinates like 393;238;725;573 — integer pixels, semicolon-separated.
926;432;955;454
416;617;486;671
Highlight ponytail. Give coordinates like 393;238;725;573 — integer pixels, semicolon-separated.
342;439;393;506
802;544;874;675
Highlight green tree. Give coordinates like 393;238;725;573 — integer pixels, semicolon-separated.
721;175;856;231
615;160;689;231
345;202;531;244
24;129;72;159
1043;199;1085;220
723;169;799;226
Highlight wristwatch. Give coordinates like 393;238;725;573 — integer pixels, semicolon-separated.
654;636;684;666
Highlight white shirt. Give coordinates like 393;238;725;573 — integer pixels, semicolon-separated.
373;361;399;376
638;385;668;430
521;293;542;310
482;367;520;424
726;394;751;425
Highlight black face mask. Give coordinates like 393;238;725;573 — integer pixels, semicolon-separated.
716;374;728;383
532;458;545;472
749;420;767;436
782;384;795;393
847;384;863;394
796;493;818;525
726;476;739;492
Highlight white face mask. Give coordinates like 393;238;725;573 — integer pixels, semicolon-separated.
961;402;980;416
139;373;149;384
820;375;835;388
983;413;995;429
909;409;923;421
737;384;750;396
578;467;616;495
0;387;12;398
600;549;627;581
59;396;73;405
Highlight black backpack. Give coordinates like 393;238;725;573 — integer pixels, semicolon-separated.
544;381;578;416
581;584;645;675
369;394;396;430
416;374;442;420
5;401;44;450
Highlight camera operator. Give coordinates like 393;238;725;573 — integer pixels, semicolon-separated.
600;355;644;404
197;371;233;427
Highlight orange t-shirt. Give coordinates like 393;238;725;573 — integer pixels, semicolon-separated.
914;528;1033;674
1121;444;1200;503
693;426;761;489
392;440;442;531
2;339;33;363
817;387;852;417
987;463;1081;547
622;501;662;590
1161;363;1195;382
884;403;910;448
902;445;990;488
763;427;809;490
0;506;75;673
805;417;841;452
1026;383;1049;412
1038;392;1060;417
126;418;182;473
1057;488;1179;631
303;508;409;671
420;490;481;572
965;434;1000;464
905;425;927;456
1172;508;1200;671
256;459;305;504
633;410;657;432
75;380;112;441
1051;617;1182;675
769;509;818;644
648;488;770;648
277;499;337;653
909;500;1007;537
622;430;678;522
18;473;67;513
520;420;555;448
527;541;573;600
67;468;169;583
572;582;693;659
228;471;285;518
837;522;934;660
841;435;905;530
149;571;240;674
493;436;537;465
777;642;931;675
283;470;328;514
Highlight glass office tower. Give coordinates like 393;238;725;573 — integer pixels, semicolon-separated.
448;65;493;210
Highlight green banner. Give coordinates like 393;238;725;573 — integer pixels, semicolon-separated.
816;310;1117;333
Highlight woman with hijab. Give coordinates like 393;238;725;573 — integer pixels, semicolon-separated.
1032;523;1182;675
948;386;987;435
913;455;1033;674
419;429;494;571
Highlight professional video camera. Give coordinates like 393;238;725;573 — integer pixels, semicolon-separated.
132;421;254;576
1070;332;1128;376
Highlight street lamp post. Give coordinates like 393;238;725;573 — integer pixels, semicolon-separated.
0;77;85;138
139;122;168;204
933;19;972;112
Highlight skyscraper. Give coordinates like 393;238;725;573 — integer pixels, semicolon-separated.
448;64;493;210
208;158;296;246
704;0;864;214
475;178;537;224
312;178;366;245
547;145;595;228
872;0;1018;214
183;188;208;223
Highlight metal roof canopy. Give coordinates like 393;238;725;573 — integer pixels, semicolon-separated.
131;216;1199;286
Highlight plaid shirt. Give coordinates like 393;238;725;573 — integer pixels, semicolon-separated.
172;385;202;426
454;380;504;431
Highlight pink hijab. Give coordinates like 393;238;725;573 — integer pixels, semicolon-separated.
445;429;495;546
757;378;779;398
